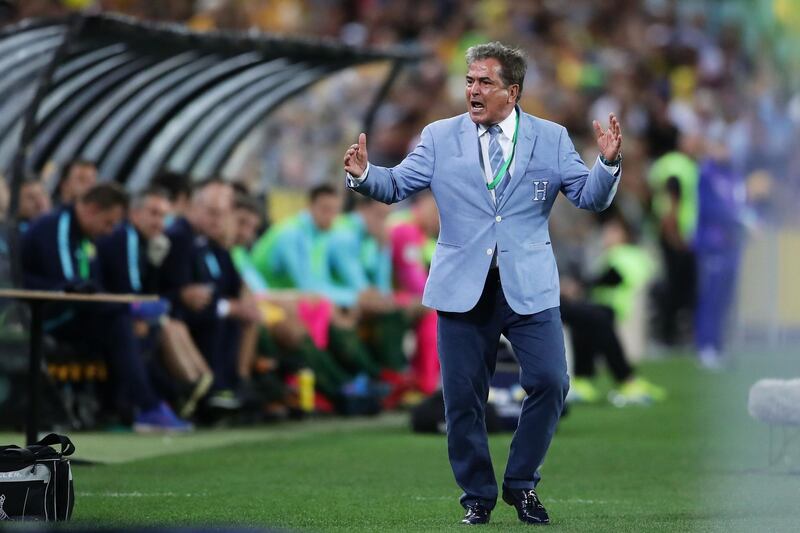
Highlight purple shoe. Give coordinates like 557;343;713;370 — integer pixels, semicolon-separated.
133;402;194;433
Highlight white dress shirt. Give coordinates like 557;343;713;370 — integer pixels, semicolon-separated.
477;108;519;203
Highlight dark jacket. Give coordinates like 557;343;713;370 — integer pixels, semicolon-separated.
20;206;100;291
159;217;242;323
96;222;161;295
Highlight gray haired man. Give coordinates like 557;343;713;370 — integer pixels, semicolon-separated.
344;41;623;525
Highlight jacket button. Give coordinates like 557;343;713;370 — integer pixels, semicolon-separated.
495;215;502;222
486;248;493;255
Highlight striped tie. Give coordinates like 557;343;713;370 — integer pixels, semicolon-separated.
488;124;509;201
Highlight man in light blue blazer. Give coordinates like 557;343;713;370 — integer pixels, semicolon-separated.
344;42;623;525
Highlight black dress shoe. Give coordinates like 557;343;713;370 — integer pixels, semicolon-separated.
461;503;491;525
502;486;550;524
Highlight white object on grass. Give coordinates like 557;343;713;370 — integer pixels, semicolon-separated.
748;379;800;426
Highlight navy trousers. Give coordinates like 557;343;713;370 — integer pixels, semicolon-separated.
48;303;161;412
437;269;569;510
185;313;241;392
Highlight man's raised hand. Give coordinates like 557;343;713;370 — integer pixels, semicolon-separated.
344;132;368;178
592;113;623;163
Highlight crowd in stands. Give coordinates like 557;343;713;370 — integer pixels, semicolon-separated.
0;0;798;430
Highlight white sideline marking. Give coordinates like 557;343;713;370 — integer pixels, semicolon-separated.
85;493;622;505
548;498;616;505
78;492;206;498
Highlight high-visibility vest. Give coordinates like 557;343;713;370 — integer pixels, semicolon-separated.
649;151;699;241
590;244;654;321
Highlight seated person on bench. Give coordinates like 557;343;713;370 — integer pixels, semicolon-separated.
20;183;191;432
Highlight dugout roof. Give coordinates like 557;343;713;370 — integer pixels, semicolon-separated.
0;13;421;205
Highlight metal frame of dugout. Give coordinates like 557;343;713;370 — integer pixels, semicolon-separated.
0;13;423;213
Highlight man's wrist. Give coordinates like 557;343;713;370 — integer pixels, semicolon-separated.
599;152;622;166
346;162;370;185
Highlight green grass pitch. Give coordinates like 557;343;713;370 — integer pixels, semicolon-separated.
4;352;799;532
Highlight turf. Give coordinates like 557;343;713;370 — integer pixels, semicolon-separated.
5;353;800;532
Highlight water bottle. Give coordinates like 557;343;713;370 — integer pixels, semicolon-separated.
297;368;315;413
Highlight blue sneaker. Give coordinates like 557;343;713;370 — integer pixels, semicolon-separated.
342;373;370;396
341;374;392;398
133;402;194;433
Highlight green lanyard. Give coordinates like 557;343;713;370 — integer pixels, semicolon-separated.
486;110;520;191
76;241;92;280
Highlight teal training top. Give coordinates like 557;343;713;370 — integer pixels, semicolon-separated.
249;211;357;306
329;212;392;296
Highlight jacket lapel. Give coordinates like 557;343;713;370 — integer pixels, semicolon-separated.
457;115;495;212
497;109;537;211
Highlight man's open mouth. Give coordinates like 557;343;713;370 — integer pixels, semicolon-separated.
470;101;484;111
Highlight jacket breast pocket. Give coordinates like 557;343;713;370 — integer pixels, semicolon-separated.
525;169;553;203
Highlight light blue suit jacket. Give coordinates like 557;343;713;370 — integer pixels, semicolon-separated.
348;108;619;314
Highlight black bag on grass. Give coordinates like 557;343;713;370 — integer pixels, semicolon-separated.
0;434;75;521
